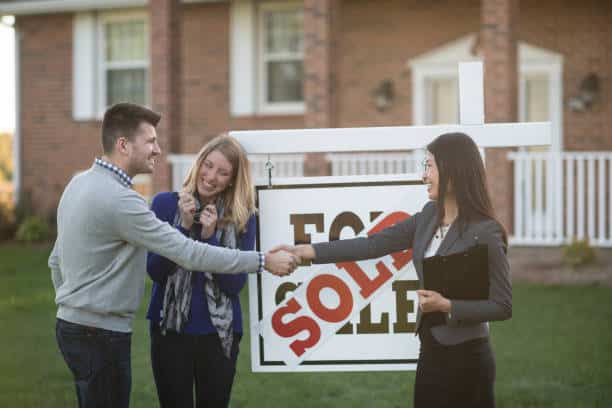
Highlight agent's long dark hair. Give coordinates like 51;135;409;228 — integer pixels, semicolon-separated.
427;132;507;244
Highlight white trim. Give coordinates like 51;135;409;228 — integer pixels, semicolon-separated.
13;26;20;205
0;0;146;15
0;0;224;15
72;12;97;121
253;173;422;187
230;0;256;116
411;68;458;126
256;1;304;114
519;61;563;151
458;62;484;125
96;10;149;118
408;33;564;150
231;122;551;154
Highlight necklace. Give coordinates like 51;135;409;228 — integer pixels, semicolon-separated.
435;224;451;239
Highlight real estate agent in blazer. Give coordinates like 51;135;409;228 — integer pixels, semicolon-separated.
273;132;512;408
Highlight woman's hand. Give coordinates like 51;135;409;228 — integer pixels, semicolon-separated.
264;250;301;276
269;244;316;263
416;290;451;313
178;192;197;229
200;204;217;240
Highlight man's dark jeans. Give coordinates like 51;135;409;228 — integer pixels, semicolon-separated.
56;318;132;408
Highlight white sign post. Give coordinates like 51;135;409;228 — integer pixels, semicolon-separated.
232;62;550;372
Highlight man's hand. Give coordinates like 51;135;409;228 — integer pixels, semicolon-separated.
269;244;316;262
178;192;197;229
264;250;301;276
416;290;451;313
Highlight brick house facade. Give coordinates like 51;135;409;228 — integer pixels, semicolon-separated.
1;0;611;235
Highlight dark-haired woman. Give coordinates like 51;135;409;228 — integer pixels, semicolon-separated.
274;132;512;407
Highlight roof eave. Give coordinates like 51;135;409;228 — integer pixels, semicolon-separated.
0;0;223;16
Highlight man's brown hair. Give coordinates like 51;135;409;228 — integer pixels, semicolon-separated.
101;103;161;154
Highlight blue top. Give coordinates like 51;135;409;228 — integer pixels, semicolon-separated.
146;191;252;335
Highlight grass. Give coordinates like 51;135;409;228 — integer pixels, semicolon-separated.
0;243;611;407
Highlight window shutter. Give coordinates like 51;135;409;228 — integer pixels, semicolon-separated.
230;0;255;116
72;12;97;121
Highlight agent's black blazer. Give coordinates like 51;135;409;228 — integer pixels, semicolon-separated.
313;201;512;345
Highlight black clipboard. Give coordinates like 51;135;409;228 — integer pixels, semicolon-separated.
422;244;490;300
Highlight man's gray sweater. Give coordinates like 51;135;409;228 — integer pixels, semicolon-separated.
49;163;260;333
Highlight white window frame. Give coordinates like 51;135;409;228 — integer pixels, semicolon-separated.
408;34;564;151
97;10;150;118
423;71;458;125
256;1;304;115
518;62;563;152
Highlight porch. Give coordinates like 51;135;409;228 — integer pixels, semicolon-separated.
168;150;612;248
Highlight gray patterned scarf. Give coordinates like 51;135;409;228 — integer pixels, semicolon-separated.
160;194;237;359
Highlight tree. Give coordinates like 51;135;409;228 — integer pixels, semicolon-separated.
0;132;12;182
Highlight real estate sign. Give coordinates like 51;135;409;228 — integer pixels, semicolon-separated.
249;177;428;372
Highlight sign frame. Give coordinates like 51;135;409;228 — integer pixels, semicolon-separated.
250;175;427;372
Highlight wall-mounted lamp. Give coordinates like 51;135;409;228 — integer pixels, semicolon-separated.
372;79;395;112
568;73;600;112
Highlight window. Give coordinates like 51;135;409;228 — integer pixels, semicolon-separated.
229;1;304;116
425;77;458;125
72;11;149;120
99;13;149;110
408;35;562;150
258;3;304;113
520;74;551;154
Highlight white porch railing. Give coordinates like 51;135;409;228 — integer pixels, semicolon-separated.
327;151;425;176
167;154;306;190
168;151;425;191
509;151;612;247
169;150;612;248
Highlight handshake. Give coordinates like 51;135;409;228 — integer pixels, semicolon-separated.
262;244;316;276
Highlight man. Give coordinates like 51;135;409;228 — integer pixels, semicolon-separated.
49;103;298;408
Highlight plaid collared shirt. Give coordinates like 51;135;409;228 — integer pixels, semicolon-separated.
94;158;133;188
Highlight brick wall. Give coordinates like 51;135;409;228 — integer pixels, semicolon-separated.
18;14;101;215
336;0;480;126
302;0;339;176
521;0;612;151
150;0;182;192
180;3;304;155
335;0;611;148
16;0;612;217
481;0;519;232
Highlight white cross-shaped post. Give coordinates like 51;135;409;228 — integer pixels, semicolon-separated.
231;61;550;159
237;62;551;372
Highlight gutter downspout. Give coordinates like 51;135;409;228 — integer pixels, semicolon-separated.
0;16;18;206
12;24;20;206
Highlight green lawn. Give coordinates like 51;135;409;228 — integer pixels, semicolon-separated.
0;243;610;407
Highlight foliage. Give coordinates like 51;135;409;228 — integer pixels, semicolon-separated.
14;190;33;225
562;239;596;267
0;201;16;241
0;132;12;182
15;215;51;242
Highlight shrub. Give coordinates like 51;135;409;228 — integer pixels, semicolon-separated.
562;239;596;267
14;190;33;225
15;215;51;243
0;201;16;241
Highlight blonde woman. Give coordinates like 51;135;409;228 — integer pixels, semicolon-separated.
146;134;256;407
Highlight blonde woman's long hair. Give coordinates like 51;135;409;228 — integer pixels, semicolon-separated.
181;134;256;233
